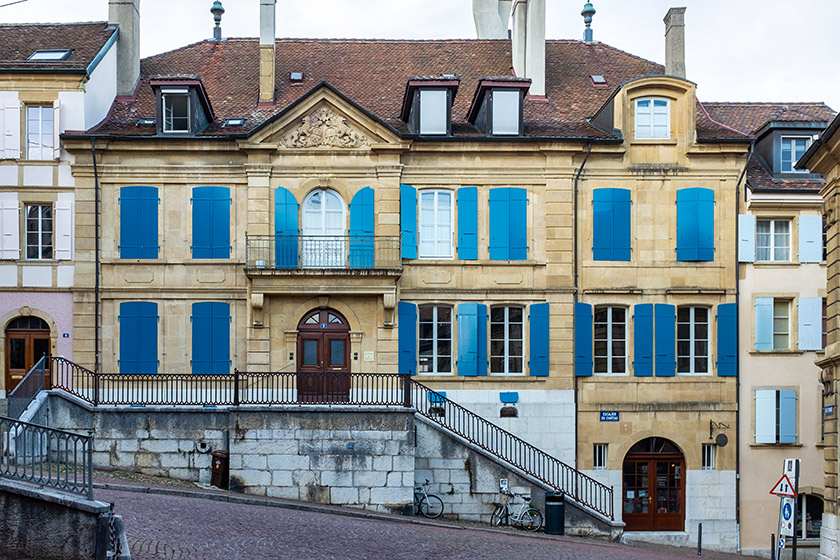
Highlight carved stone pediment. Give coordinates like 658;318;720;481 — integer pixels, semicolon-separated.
279;106;371;149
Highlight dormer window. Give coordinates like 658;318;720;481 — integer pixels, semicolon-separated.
162;88;190;133
466;78;530;137
634;97;670;139
400;76;460;136
781;136;812;173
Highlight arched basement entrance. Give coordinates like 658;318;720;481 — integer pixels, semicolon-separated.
296;308;350;402
622;437;686;531
5;316;51;393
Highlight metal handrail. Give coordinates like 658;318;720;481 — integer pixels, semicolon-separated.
245;234;401;270
7;355;48;419
0;415;94;499
409;379;614;520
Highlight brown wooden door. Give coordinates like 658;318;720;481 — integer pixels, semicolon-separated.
296;309;350;402
622;438;685;532
5;331;51;394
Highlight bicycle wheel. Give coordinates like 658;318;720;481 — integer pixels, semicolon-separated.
490;504;506;526
419;494;444;519
522;508;542;532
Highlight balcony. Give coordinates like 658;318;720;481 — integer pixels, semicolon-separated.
245;235;401;275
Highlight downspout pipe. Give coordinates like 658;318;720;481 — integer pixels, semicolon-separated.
92;139;101;373
573;142;593;471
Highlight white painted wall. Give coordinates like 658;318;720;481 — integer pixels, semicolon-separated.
83;41;118;130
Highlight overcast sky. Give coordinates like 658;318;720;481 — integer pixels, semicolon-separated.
3;0;839;111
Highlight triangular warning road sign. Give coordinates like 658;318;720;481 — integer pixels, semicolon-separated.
770;474;797;497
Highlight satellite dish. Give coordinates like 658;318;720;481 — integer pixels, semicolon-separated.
715;434;728;447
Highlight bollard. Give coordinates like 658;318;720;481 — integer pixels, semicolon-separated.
771;533;776;560
697;522;702;556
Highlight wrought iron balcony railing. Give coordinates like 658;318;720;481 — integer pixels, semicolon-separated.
245;235;401;271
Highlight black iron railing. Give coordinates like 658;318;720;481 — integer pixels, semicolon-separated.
245;234;401;271
7;355;49;419
410;380;614;520
0;415;94;499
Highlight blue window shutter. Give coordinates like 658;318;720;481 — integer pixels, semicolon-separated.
457;303;479;376
676;188;714;262
476;303;488;376
574;302;593;376
400;184;417;259
274;186;298;269
799;215;822;263
398;302;417;376
488;188;510;260
633;304;653;376
529;302;550;376
211;187;231;258
210;303;231;374
592;189;614;260
191;302;212;374
738;214;756;263
138;187;159;259
137;302;158;374
612;189;632;261
457;187;478;260
120;302;158;374
755;390;776;443
508;187;528;260
716;303;738;376
779;390;797;444
798;297;822;351
754;297;773;351
119;187;140;259
192;187;212;258
654;304;675;376
349;187;375;269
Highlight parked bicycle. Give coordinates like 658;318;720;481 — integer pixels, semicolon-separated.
414;479;444;519
491;490;542;532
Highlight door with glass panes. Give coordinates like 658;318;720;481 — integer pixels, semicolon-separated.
296;309;350;402
622;438;685;531
5;316;51;394
301;190;345;268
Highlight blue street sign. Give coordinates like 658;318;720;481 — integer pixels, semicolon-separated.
600;411;619;422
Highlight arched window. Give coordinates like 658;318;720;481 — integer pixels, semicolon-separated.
301;189;345;268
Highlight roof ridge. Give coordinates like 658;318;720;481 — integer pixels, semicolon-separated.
0;21;108;27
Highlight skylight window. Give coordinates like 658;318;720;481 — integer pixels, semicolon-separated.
222;118;246;127
136;118;156;126
289;72;304;83
29;50;72;61
591;75;607;85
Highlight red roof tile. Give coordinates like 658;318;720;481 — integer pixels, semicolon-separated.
702;102;835;136
0;22;117;73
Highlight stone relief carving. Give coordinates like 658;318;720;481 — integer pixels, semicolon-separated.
279;106;371;149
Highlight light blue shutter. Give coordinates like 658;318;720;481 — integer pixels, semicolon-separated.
488;188;510;260
274;186;299;268
528;303;549;376
716;303;738;376
799;215;822;263
508;188;528;260
754;297;773;351
779;390;797;444
755;389;776;443
798;297;822;351
738;214;756;263
457;187;478;260
676;188;714;261
633;304;653;376
400;184;417;259
654;304;675;376
349;187;375;269
574;302;593;376
398;302;417;376
457;303;479;376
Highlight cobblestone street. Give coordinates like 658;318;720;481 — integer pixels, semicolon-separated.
98;486;746;560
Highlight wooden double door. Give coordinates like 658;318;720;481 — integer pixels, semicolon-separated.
5;316;51;394
622;438;686;532
296;309;350;402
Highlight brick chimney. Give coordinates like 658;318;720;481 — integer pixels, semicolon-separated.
664;7;686;78
108;0;140;97
259;0;276;104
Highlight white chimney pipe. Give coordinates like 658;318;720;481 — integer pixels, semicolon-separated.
664;7;686;78
473;0;507;39
109;0;140;97
524;0;545;97
259;0;276;103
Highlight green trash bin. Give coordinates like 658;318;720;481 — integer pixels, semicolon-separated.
544;492;565;535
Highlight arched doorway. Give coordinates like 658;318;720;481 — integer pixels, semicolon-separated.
297;308;350;402
5;316;51;393
301;189;346;268
622;437;686;531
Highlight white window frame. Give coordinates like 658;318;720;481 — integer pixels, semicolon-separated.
593;306;627;375
677;306;710;375
419;89;448;135
418;190;454;259
593;443;607;470
490;306;524;375
418;305;452;375
756;219;791;262
26;106;53;160
161;88;190;133
701;444;716;471
773;299;790;351
24;204;53;260
781;136;812;173
634;97;670;140
301;189;346;268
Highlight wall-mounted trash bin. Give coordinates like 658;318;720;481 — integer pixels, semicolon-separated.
544;491;565;535
210;450;229;489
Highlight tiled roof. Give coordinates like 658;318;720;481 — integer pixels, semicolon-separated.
745;157;825;193
92;38;666;138
0;22;116;73
702;102;835;136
